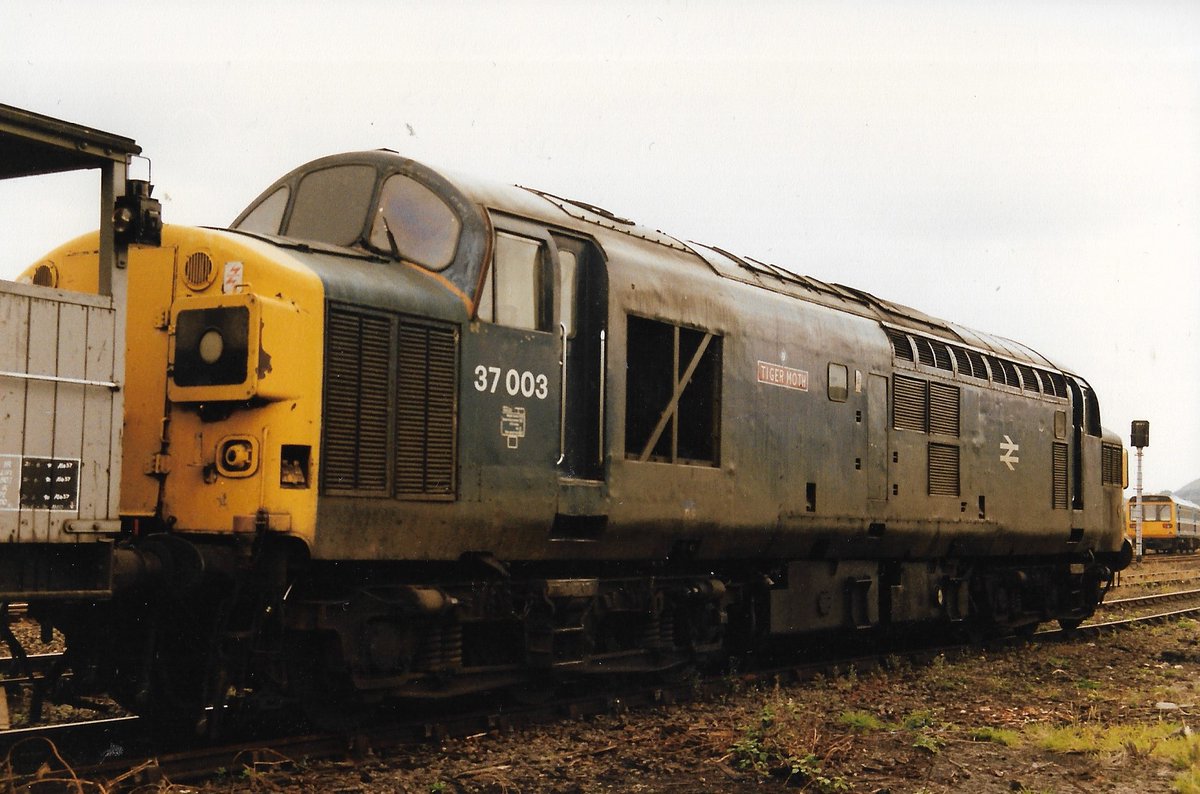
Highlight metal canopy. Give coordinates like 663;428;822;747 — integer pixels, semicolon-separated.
0;103;141;180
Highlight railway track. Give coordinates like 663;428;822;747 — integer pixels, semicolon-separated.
3;591;1199;790
1112;553;1200;588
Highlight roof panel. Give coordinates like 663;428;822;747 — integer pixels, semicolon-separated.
0;103;140;180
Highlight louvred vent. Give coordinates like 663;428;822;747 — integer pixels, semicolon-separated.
323;305;458;499
396;322;458;498
1052;442;1069;509
928;443;960;496
893;374;927;432
929;382;960;437
323;309;391;493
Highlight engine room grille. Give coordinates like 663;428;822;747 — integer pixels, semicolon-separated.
1101;443;1122;487
928;443;960;496
323;310;392;494
323;305;458;499
1052;442;1069;509
395;323;458;498
893;374;927;432
928;382;960;437
886;328;914;362
1016;363;1041;393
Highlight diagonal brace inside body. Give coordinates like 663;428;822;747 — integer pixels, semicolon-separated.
638;331;714;462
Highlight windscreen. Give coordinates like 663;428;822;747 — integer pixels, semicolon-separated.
284;164;377;246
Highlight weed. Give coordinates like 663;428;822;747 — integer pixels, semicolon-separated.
785;754;851;793
1028;721;1173;755
833;665;858;693
732;732;772;775
840;710;885;732
903;709;939;730
969;726;1020;746
912;733;943;754
728;694;851;793
1175;768;1200;794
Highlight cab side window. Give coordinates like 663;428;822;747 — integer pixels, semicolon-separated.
478;230;550;332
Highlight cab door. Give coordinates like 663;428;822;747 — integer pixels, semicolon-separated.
463;215;562;523
551;233;607;482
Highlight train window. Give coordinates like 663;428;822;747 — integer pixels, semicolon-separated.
827;363;848;402
625;315;721;466
368;174;461;271
478;231;548;331
235;187;289;235
286;164;377;247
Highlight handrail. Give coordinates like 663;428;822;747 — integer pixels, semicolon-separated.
0;370;117;390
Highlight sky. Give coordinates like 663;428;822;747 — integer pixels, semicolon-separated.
2;1;1197;493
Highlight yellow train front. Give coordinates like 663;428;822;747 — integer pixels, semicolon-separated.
1127;495;1200;553
25;150;1131;725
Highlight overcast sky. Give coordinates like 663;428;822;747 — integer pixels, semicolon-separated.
2;1;1197;492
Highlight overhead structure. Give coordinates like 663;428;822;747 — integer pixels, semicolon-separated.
0;104;148;597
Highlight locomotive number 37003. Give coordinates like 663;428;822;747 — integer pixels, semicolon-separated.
473;365;549;400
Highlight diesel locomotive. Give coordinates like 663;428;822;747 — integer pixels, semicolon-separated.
3;110;1131;724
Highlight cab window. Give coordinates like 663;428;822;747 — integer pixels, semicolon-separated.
235;187;289;235
478;231;548;331
285;164;377;246
368;174;461;270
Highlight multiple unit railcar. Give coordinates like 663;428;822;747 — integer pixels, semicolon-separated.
2;113;1130;724
1127;494;1200;553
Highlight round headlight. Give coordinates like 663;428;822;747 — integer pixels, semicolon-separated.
198;328;225;364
